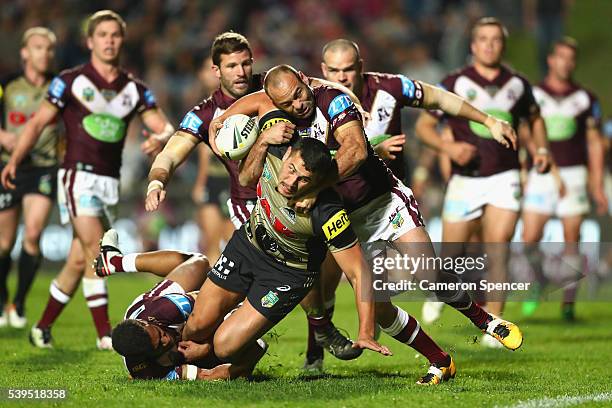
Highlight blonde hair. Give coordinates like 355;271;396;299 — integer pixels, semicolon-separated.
22;27;57;47
86;10;126;37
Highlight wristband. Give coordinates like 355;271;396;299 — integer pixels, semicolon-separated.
146;180;164;195
536;147;549;155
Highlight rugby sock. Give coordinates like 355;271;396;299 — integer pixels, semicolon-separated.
13;249;42;315
82;277;111;338
0;254;11;307
37;280;72;329
306;315;331;361
121;253;138;272
382;306;448;365
324;295;336;319
449;300;491;330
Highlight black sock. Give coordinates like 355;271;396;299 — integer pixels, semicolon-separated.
13;249;41;315
0;254;12;308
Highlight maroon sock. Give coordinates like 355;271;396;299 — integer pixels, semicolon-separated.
109;255;124;272
306;315;329;360
38;281;72;329
83;278;111;338
383;306;448;365
88;303;111;338
456;301;491;330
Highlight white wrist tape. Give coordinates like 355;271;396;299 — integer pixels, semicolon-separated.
151;123;175;143
184;364;198;380
146;180;164;196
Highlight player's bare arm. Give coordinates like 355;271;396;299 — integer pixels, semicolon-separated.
419;81;518;150
331;243;392;356
333;120;368;178
238;121;295;187
414;112;477;166
192;143;210;204
140;108;175;156
0;100;58;189
145;131;199;211
528;113;552;173
586;124;608;214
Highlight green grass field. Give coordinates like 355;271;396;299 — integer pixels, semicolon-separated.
1;271;611;408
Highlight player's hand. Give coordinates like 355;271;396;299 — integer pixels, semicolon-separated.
0;130;17;152
374;134;405;161
289;194;317;214
145;187;166;212
140;130;164;157
0;161;17;190
533;150;551;174
486;117;517;150
260;122;295;146
352;336;392;356
591;187;609;215
445;141;477;166
178;340;212;362
208;119;224;156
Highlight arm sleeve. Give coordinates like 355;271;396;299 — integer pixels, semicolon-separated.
320;88;362;134
518;78;540;121
45;73;70;110
389;74;425;109
135;80;159;114
312;189;358;252
177;100;213;144
587;93;602;129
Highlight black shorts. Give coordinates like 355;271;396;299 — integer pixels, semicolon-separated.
208;227;317;324
196;176;230;217
0;165;57;211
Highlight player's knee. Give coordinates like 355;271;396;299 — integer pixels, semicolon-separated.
213;330;239;361
191;254;210;273
22;225;43;250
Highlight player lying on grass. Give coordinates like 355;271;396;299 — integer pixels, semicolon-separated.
95;235;265;380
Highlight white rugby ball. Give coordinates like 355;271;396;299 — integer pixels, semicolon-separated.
215;114;259;161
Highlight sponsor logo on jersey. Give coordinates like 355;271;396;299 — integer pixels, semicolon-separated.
82;113;126;143
179;111;204;133
323;210;350;240
212;255;235;280
8;111;27;126
282;207;296;224
261;117;292;131
261;290;279;308
144;89;156;106
328;94;353;119
262;163;272;181
49;77;66;99
400;75;415;98
162;293;193;319
83;87;95;102
12;94;27;107
276;285;291;292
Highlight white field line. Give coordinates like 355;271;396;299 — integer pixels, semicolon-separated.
497;392;612;408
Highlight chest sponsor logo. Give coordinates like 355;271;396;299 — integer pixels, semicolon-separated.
12;94;27;107
82;113;127;143
8;111;29;126
261;290;279;308
534;87;591;141
323;210;350;240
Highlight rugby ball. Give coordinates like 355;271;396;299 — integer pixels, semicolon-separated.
215;114;259;161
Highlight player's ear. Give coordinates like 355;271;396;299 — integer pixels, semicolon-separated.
321;62;328;76
298;71;308;84
20;47;28;62
212;64;221;80
283;147;292;161
86;36;94;51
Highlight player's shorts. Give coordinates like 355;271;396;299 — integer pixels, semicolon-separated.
196;176;231;216
227;197;256;230
208;227;317;324
523;165;589;217
0;165;56;211
442;169;521;223
605;172;612;216
124;279;186;320
349;181;424;243
57;168;119;225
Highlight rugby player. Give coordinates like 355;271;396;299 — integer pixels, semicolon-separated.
209;65;524;361
146;32;368;363
521;37;607;320
0;10;174;349
93;230;264;380
415;18;551;345
0;28;59;328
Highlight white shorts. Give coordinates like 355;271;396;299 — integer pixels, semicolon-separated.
523;165;589;218
349;181;424;243
442;169;521;223
57;168;119;225
227;198;256;230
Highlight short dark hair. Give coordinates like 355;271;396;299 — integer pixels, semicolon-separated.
322;39;361;60
263;64;300;95
550;36;578;55
290;138;337;181
211;32;252;66
86;10;126;38
471;17;508;44
112;320;155;358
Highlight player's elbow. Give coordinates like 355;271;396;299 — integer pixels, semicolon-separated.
238;172;255;187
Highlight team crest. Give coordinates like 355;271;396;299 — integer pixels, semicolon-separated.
82;87;95;102
389;207;404;230
282;207;296;224
467;89;477;101
13;94;27;107
101;89;117;101
261;291;279;308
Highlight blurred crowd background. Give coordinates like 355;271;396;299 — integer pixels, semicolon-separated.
1;0;609;257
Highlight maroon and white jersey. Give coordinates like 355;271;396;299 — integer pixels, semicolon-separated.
178;74;265;203
360;72;425;179
122;280;196;380
533;81;601;167
46;63;157;178
435;65;539;177
290;86;398;212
